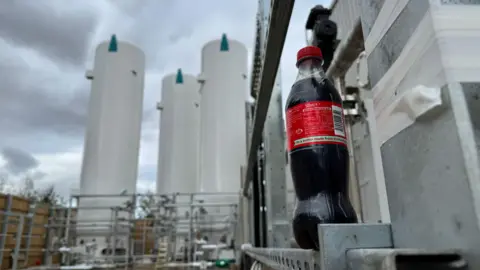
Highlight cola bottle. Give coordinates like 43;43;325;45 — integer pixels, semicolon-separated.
286;46;358;250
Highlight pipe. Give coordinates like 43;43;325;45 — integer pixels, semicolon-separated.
163;203;237;208
325;19;364;79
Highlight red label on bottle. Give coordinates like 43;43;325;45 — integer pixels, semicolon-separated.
286;101;347;151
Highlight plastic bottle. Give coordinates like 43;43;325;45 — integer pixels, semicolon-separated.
285;46;358;250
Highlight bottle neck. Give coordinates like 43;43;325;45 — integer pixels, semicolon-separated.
296;58;325;82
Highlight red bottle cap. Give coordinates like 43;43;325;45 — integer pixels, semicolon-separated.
296;46;323;66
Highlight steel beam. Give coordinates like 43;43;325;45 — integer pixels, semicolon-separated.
69;192;238;198
243;0;295;197
263;71;289;248
162;202;237;208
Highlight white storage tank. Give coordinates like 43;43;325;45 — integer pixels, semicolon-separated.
78;34;145;251
156;74;175;195
197;34;247;230
157;70;200;252
157;69;200;198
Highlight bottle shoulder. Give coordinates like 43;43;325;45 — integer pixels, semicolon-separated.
286;77;341;109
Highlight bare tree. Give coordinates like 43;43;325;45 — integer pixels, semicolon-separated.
37;185;55;204
0;173;8;193
35;185;67;206
16;183;65;206
20;176;36;201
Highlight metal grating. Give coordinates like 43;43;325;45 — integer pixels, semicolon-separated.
244;247;321;270
250;14;263;98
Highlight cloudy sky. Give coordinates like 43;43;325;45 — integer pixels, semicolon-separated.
0;0;330;198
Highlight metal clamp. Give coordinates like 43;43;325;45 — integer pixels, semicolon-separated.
342;87;365;123
317;224;392;269
356;51;369;89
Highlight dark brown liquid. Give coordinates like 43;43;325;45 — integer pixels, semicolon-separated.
286;74;358;250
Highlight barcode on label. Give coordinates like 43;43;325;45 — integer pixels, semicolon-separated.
332;105;345;137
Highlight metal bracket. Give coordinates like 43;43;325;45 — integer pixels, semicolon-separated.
347;248;468;270
355;51;369;89
244;223;392;269
317;224;392;269
244;223;468;269
342;87;365;123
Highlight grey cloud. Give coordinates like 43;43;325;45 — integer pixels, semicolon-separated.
0;0;262;195
0;0;96;144
1;147;39;175
0;71;154;145
113;1;255;71
30;170;47;180
0;56;159;152
0;62;89;137
107;0;159;16
0;1;98;66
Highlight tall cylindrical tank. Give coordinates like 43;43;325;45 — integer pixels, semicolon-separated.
156;75;175;194
197;34;247;239
157;70;200;251
157;69;200;198
77;35;145;251
198;34;248;194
